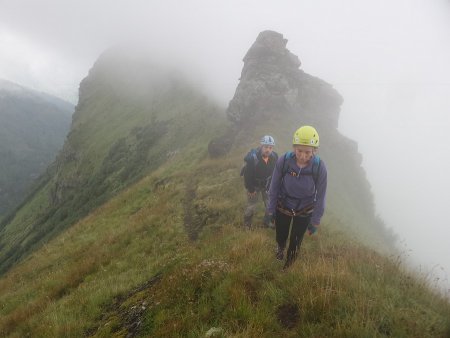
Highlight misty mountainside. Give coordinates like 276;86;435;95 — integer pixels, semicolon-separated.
0;49;224;274
1;32;449;337
0;79;73;219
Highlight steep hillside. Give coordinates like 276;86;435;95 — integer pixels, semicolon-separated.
0;118;449;337
0;34;449;337
0;79;73;219
0;50;224;274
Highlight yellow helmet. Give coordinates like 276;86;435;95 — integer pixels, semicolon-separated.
293;126;319;147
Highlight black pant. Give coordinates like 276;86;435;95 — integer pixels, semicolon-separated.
275;210;311;263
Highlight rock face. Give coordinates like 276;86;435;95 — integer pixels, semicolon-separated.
226;30;343;129
207;128;237;158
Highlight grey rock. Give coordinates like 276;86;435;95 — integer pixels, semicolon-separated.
226;30;343;130
207;127;237;158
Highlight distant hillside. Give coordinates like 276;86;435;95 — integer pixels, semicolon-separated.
0;79;73;219
0;50;224;274
0;34;448;337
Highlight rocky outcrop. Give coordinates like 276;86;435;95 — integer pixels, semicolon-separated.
226;30;343;130
207;127;237;158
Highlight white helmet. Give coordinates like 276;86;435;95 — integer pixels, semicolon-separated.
260;135;275;146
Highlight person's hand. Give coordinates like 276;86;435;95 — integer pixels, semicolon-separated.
263;213;275;228
307;223;318;235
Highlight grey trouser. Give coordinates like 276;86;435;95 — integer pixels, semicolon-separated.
244;189;268;223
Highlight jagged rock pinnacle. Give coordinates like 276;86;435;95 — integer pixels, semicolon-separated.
226;30;342;129
243;30;301;72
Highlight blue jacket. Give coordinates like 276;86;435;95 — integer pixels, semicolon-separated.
243;148;278;193
267;153;327;225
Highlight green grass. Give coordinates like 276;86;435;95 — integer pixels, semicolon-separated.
0;72;225;275
0;136;449;337
0;57;448;337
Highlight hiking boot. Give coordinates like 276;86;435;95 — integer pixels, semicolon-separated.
283;250;297;269
283;258;293;270
276;246;284;261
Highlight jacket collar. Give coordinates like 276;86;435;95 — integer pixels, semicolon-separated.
289;154;316;169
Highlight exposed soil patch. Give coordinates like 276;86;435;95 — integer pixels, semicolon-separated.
277;303;300;329
183;179;219;240
243;278;260;304
183;180;200;240
85;273;162;337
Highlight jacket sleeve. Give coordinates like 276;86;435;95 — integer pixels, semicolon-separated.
311;161;327;225
266;155;284;214
243;159;256;193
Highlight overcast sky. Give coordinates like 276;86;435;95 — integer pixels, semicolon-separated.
1;0;450;293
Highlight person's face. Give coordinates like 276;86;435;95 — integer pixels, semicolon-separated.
261;145;274;157
293;144;315;164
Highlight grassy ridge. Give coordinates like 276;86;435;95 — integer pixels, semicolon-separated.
0;64;223;275
0;131;449;337
0;52;447;336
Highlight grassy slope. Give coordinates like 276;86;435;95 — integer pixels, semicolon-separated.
0;64;221;274
0;113;449;337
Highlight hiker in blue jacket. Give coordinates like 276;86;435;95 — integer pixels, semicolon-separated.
266;126;327;269
242;135;278;229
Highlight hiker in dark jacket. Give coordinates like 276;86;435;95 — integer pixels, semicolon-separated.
243;135;278;229
266;126;327;269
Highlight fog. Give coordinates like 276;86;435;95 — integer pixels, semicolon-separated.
1;0;449;293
